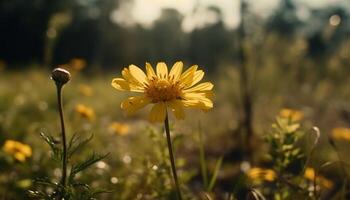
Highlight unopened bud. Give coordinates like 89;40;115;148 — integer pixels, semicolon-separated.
51;68;71;85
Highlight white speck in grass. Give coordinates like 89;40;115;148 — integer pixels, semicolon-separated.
96;161;107;169
46;187;54;194
82;123;92;131
92;181;99;187
152;165;158;171
53;168;61;178
240;161;251;173
110;177;119;184
75;173;81;179
38;101;48;111
122;155;132;164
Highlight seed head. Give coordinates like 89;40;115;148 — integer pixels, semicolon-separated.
51;68;71;85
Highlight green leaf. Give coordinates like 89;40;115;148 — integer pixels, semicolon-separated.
198;125;209;189
208;156;223;192
40;132;62;161
67;133;94;159
69;152;109;182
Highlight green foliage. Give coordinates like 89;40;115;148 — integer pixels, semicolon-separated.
198;127;223;192
0;64;349;200
40;132;62;162
266;117;305;173
29;132;109;200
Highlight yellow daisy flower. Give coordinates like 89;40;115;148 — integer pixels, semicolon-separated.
2;140;32;162
111;62;214;122
78;84;94;97
75;104;95;121
279;108;304;121
109;122;130;136
331;127;350;141
247;167;277;182
304;167;333;189
69;58;86;71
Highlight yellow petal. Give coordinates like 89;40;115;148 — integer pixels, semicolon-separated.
182;99;213;110
184;82;213;93
182;92;213;110
180;65;198;79
149;102;167;122
169;61;183;81
121;96;151;115
179;66;201;88
203;91;215;99
111;78;144;92
22;145;32;157
15;153;26;162
188;70;204;88
129;65;147;85
168;100;185;120
156;62;168;79
122;68;143;87
146;62;156;79
184;92;212;100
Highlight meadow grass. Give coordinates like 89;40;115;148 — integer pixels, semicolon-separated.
0;65;349;199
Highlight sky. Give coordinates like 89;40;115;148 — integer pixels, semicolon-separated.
111;0;349;32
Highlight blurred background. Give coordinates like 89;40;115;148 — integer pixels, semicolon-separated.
1;0;350;199
1;0;348;71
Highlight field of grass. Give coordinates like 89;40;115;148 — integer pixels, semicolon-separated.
0;62;350;199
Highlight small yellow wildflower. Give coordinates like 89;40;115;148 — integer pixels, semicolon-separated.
108;122;130;136
279;108;304;121
78;84;94;97
331;127;350;141
304;168;333;189
247;167;276;182
111;62;214;122
2;140;32;162
75;104;95;121
69;58;86;71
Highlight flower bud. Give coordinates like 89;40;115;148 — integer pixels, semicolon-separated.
51;68;71;85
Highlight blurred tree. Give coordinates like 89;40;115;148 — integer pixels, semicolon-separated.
187;7;233;71
0;0;72;67
266;0;303;36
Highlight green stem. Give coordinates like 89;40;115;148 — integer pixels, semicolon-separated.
56;84;67;192
164;112;182;200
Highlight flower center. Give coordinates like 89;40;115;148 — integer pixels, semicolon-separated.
145;78;182;102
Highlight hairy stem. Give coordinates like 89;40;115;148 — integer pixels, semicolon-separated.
164;112;182;200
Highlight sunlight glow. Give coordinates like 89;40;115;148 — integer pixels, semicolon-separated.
329;14;341;26
111;0;241;31
111;0;346;32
